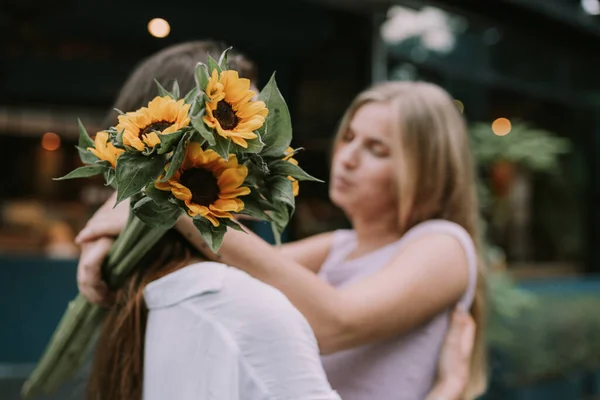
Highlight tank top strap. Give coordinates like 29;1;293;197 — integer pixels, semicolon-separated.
400;220;478;310
318;229;357;276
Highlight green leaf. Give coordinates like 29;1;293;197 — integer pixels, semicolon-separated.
190;94;205;116
256;72;292;158
207;54;221;76
77;119;94;150
269;159;324;182
159;131;192;183
131;196;181;229
213;131;231;161
76;146;98;165
171;80;180;100
114;108;126;116
193;218;226;254
268;175;295;208
114;128;125;149
243;160;267;186
222;218;245;232
53;161;110;181
237;194;272;221
270;202;292;246
234;135;264;154
184;87;200;105
154;79;173;98
157;130;185;155
218;46;232;70
144;182;172;203
104;168;116;188
190;109;216;146
115;152;166;204
194;62;210;91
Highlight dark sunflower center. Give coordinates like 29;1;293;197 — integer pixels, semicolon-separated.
180;168;220;206
139;120;173;138
214;100;238;130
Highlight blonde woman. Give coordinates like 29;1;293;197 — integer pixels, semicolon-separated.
78;77;485;398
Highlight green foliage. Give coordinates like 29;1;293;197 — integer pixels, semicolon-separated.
469;120;571;173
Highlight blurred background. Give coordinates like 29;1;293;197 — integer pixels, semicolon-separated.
0;0;599;399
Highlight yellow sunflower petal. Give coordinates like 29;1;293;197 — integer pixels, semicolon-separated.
208;211;234;220
154;180;173;191
88;147;103;161
223;136;244;148
185;200;210;216
217;167;248;190
209;199;244;212
143;132;161;148
219;186;251;199
237;101;268;120
235;117;265;133
123;131;145;151
171;188;193;202
200;211;221;227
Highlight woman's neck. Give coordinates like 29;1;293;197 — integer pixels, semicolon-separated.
347;213;402;260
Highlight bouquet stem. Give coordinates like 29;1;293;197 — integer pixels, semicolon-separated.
21;214;168;399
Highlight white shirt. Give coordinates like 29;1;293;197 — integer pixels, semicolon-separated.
143;261;341;400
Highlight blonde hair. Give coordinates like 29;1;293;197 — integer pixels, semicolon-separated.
334;81;487;399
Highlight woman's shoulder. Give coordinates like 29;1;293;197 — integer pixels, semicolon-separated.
401;219;476;255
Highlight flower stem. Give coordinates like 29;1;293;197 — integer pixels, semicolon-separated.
21;214;167;399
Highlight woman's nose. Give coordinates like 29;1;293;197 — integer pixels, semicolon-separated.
337;143;359;170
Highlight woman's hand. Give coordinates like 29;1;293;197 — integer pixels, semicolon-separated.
77;238;115;306
75;192;129;244
74;192;129;305
426;308;476;400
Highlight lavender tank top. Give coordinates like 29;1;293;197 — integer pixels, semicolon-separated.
317;219;478;400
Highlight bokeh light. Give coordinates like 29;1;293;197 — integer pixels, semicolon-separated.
41;132;61;151
492;117;511;136
148;18;170;38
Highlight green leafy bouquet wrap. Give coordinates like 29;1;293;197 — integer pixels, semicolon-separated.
22;47;321;398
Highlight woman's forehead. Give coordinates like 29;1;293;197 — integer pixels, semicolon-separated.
349;102;392;140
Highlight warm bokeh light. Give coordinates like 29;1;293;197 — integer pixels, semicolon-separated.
42;132;61;151
148;18;170;38
453;99;464;114
492;117;511;136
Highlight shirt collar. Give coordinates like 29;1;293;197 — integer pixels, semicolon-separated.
143;261;226;309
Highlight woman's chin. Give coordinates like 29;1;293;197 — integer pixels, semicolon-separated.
329;188;351;211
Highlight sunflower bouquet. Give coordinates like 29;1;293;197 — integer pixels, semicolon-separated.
21;47;320;399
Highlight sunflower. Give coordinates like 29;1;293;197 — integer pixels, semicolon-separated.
154;142;250;227
116;96;191;152
283;147;299;197
203;69;268;148
87;131;124;168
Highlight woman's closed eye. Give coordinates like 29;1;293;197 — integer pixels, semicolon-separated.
367;140;390;157
341;130;355;142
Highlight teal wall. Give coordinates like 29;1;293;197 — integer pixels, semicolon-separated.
0;257;78;363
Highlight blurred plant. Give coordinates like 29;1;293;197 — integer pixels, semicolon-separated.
469;119;571;173
468;119;598;387
487;285;600;385
469;119;571;209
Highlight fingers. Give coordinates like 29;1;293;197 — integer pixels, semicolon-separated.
448;307;476;357
77;237;115;306
75;193;127;244
75;221;120;244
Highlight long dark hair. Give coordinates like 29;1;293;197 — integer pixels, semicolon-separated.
87;229;205;400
